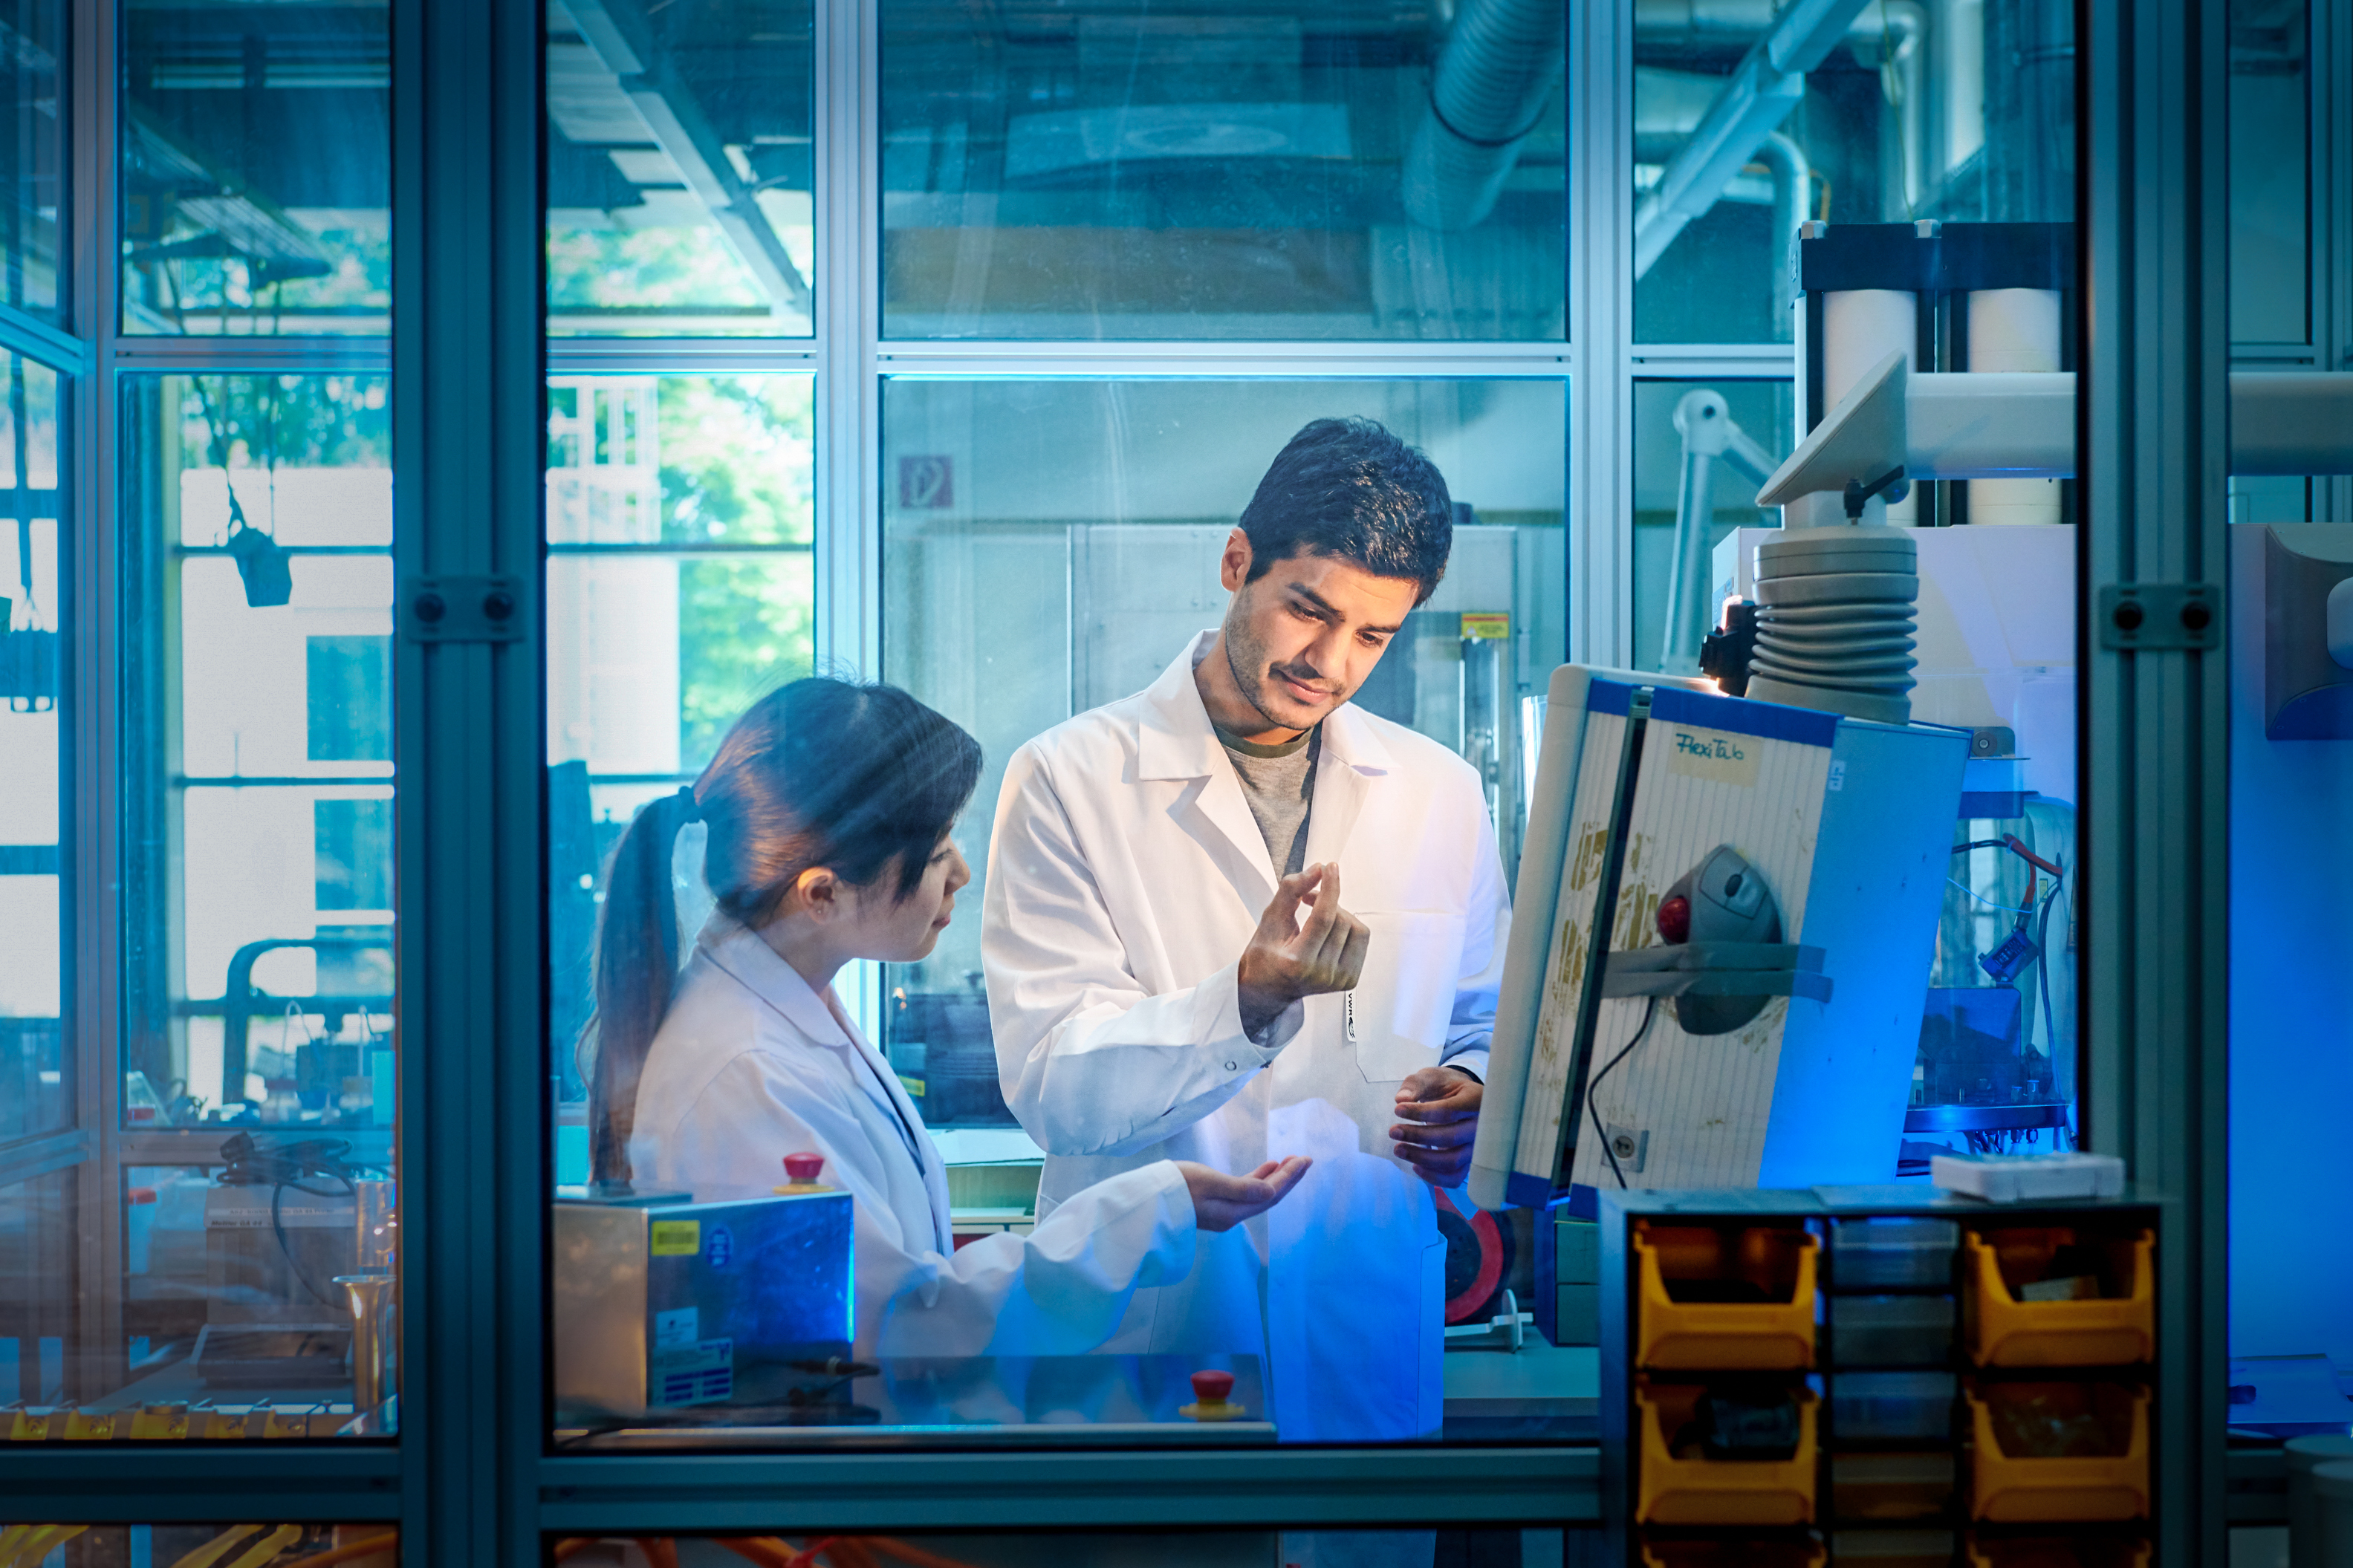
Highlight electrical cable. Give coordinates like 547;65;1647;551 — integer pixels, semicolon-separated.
215;1132;364;1308
1586;998;1661;1188
2034;869;2067;1068
1946;877;2037;915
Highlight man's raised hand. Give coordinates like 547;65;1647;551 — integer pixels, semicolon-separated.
1235;863;1370;1038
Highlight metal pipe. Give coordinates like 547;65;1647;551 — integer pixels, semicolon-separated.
1664;389;1778;671
2230;374;2353;475
1753;131;1811;321
1401;0;1566;231
1632;0;1876;276
337;1272;397;1416
1875;1;1927;215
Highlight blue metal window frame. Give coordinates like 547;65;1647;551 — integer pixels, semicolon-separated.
0;0;2245;1562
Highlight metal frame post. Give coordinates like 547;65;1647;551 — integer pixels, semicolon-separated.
2079;0;2233;1562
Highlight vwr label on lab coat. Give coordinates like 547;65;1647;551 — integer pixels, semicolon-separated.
1665;728;1761;787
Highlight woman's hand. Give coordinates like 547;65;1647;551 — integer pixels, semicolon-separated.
1176;1156;1313;1232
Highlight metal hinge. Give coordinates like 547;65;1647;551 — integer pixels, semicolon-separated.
401;574;525;643
2097;582;2221;651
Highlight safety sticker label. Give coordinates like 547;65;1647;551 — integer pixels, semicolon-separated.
652;1337;733;1407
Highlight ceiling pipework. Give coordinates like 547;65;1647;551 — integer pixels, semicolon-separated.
1401;0;1566;231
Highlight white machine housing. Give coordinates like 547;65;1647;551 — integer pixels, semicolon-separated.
1469;666;1966;1211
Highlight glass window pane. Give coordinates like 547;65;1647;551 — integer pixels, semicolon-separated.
1634;0;2075;343
545;0;815;338
104;371;399;1438
2228;0;2308;344
2224;0;2348;1390
543;371;814;1152
0;349;64;1142
120;1;390;335
545;376;1577;1452
0;1172;72;1409
880;3;1565;340
1629;377;1794;675
1;0;66;325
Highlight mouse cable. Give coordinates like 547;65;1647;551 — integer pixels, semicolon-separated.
1587;997;1661;1188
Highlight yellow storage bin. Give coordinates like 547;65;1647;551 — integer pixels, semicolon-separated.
1636;1380;1819;1526
1962;1229;2154;1367
1965;1532;2149;1568
1635;1222;1819;1370
1966;1382;2149;1523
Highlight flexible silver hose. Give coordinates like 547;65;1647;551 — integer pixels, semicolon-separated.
1401;0;1565;231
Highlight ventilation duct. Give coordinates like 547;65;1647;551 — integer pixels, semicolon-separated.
1401;0;1565;232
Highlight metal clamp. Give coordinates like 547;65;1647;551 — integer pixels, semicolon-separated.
402;574;526;643
2098;582;2221;651
1599;943;1834;1004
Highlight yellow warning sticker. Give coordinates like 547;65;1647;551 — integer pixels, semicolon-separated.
1460;612;1511;641
649;1220;701;1257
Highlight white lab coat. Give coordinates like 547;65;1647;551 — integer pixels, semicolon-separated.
629;920;1199;1358
982;631;1510;1441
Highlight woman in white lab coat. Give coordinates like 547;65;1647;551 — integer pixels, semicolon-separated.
585;677;1309;1359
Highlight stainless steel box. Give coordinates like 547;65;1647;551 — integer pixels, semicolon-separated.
553;1189;854;1417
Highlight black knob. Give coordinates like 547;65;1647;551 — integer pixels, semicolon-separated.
483;589;516;622
2112;599;2144;631
414;591;447;624
2180;599;2212;632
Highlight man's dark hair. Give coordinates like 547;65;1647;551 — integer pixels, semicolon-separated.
1238;417;1454;605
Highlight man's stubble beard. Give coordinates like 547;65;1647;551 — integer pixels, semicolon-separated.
1222;586;1340;735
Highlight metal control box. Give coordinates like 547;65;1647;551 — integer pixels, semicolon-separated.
553;1189;854;1418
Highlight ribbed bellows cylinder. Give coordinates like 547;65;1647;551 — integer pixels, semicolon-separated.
1744;527;1919;726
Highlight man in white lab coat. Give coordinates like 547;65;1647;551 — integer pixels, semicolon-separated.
981;417;1510;1444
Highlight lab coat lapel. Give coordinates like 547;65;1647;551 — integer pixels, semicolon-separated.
857;1028;955;1253
1137;633;1280;908
701;922;948;1245
1301;700;1395;869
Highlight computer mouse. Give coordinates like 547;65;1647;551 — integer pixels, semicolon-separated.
1653;845;1784;1034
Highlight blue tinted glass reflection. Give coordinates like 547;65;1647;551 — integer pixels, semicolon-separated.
545;0;815;337
121;1;390;334
1;0;66;325
1632;1;2077;343
0;350;63;1140
881;2;1565;339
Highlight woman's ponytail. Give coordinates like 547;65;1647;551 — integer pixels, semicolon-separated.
580;678;981;1191
585;784;701;1189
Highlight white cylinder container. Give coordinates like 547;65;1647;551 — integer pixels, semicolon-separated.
1967;287;2065;524
1823;290;1921;523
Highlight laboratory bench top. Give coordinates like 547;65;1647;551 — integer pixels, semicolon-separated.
555;1353;1276;1450
552;1345;1600;1450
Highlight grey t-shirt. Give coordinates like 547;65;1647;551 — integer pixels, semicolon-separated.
1216;723;1319;876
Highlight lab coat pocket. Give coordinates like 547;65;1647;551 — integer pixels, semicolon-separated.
1346;911;1467;1084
